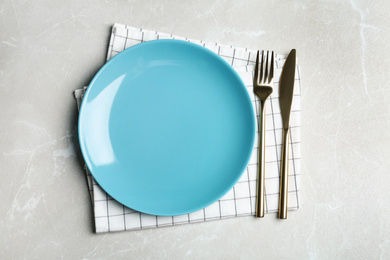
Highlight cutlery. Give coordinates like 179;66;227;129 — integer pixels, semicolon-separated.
253;50;274;218
278;49;296;219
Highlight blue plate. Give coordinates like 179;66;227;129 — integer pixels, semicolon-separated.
78;40;255;216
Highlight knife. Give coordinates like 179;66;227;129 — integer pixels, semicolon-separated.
278;49;296;219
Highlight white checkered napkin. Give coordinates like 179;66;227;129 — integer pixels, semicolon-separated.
74;24;301;233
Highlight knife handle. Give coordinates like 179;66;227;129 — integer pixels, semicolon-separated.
255;102;267;218
278;128;290;219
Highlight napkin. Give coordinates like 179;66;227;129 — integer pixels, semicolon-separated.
74;24;301;233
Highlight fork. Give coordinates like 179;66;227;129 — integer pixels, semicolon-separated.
253;50;274;218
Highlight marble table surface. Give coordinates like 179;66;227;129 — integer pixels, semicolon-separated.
1;0;390;258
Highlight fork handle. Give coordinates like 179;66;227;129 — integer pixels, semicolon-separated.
255;102;267;218
278;128;290;219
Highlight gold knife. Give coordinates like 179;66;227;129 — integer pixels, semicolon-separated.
278;49;296;219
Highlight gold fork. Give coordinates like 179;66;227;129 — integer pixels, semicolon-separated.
253;50;274;218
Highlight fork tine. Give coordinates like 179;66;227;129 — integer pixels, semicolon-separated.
254;50;259;84
264;51;269;83
259;51;264;83
269;51;274;84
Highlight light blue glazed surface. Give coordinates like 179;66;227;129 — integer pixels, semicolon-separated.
78;40;255;216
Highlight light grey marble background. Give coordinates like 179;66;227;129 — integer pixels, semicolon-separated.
1;0;389;259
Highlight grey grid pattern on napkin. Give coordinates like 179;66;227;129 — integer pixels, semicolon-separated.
74;24;301;233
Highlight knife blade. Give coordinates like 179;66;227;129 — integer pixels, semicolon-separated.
278;49;296;219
